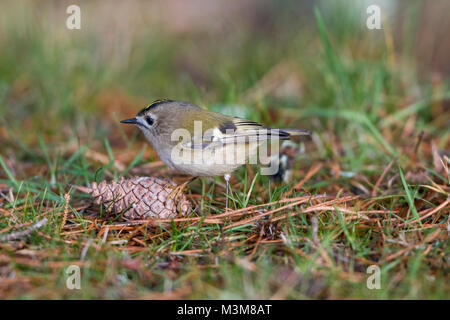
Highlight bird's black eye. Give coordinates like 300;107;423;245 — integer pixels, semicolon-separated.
145;116;154;126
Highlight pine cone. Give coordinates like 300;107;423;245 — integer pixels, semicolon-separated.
76;177;191;220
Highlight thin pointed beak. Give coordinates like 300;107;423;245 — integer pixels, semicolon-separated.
120;118;138;125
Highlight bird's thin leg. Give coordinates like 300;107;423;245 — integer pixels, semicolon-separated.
224;173;231;210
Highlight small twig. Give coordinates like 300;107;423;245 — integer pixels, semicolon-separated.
412;130;425;159
397;199;450;227
71;185;92;194
225;196;359;230
288;163;323;195
372;158;395;197
102;227;109;244
80;238;93;261
0;218;48;241
311;215;320;247
249;224;265;257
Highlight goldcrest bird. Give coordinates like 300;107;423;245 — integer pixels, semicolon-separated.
121;99;309;208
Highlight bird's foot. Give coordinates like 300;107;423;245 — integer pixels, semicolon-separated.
168;183;188;200
167;177;196;200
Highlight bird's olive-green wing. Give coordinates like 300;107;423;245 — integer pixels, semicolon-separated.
178;111;309;150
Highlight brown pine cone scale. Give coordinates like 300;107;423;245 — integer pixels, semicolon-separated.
77;177;190;220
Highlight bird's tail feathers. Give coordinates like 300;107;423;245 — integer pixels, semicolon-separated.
279;129;311;136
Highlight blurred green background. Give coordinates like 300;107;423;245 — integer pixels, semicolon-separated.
1;0;448;147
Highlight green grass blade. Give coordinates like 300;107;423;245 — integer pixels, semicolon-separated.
398;165;422;227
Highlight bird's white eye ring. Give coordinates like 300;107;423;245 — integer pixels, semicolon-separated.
146;116;154;126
